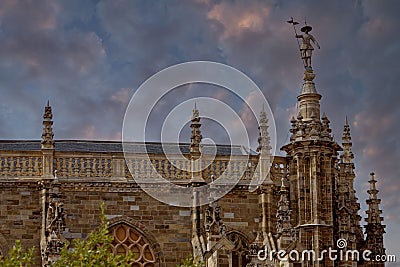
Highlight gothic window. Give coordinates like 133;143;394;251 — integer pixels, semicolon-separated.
226;232;250;267
109;223;156;267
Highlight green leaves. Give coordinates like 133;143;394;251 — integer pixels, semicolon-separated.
0;240;34;267
51;203;135;267
176;254;204;267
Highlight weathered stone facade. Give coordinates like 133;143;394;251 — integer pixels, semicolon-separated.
0;69;386;266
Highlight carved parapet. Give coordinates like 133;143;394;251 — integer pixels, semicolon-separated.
0;152;43;178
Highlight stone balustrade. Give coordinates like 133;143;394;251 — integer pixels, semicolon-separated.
0;150;287;183
0;152;42;177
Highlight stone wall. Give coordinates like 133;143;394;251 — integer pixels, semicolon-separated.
0;181;41;261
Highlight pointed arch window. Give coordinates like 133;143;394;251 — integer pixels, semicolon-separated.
226;231;250;267
109;223;156;267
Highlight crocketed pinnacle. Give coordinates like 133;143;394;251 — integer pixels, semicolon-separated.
341;116;354;164
276;178;294;242
257;106;271;155
41;100;54;149
189;103;202;160
364;172;386;257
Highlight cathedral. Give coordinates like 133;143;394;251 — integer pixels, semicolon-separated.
0;43;386;267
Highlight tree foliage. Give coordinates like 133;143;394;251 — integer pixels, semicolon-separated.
51;203;135;267
0;240;34;267
1;203;200;267
176;254;204;267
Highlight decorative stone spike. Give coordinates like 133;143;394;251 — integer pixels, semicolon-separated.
41;101;54;150
189;103;202;160
341;116;354;164
364;172;386;261
276;178;295;249
41;101;55;179
257;107;272;154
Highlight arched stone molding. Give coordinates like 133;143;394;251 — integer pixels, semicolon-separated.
107;215;164;266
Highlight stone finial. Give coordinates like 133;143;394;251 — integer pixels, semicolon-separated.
367;172;378;201
189;103;202;160
364;172;386;258
257;107;272;154
341;116;354;164
276;177;295;246
41;101;54;150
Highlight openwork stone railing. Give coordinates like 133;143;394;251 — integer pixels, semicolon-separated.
0;149;287;183
54;155;113;178
124;156;260;181
0;152;42;177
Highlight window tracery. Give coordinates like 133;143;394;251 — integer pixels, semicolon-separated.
227;231;250;267
109;223;156;267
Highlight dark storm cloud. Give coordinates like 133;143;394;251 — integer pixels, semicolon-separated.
0;0;399;259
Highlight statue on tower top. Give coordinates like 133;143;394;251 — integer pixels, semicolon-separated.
288;18;320;69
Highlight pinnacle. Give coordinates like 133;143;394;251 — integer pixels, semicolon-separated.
192;102;200;120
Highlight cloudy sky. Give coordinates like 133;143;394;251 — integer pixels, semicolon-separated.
0;0;399;262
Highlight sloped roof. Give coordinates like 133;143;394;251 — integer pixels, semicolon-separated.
0;140;257;156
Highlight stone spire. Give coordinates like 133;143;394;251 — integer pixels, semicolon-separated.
257;106;272;183
276;178;295;249
41;101;55;179
41;100;54;150
341;116;354;164
189;103;202;160
188;103;205;184
364;172;385;259
257;105;271;154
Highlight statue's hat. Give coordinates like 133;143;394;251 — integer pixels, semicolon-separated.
301;25;312;32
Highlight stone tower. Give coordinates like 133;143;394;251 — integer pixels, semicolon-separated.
281;67;341;267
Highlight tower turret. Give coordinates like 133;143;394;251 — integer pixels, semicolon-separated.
281;24;340;267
